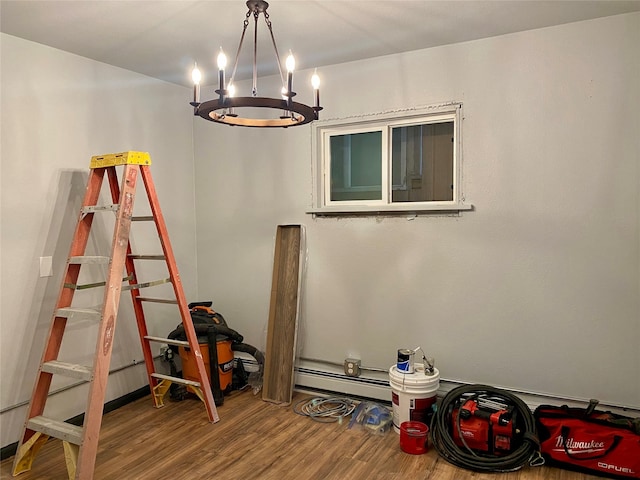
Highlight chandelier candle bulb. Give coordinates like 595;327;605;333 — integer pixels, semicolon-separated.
286;52;295;107
228;84;236;115
191;63;202;104
217;48;227;71
311;70;320;108
281;86;290;117
217;48;227;99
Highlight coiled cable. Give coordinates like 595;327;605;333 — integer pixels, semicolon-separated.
431;384;542;472
293;396;357;423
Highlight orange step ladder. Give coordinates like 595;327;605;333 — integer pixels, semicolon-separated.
12;152;219;480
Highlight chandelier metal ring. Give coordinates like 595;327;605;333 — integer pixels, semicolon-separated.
196;97;319;128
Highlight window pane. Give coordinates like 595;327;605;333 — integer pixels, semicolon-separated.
330;131;382;201
391;122;454;202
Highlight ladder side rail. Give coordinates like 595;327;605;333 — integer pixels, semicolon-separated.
139;166;219;423
16;168;107;449
106;167;157;388
75;165;140;479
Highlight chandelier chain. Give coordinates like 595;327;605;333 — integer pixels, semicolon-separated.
229;10;252;90
264;11;286;89
252;9;259;96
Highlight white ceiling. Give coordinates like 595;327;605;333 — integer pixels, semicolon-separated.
2;0;639;87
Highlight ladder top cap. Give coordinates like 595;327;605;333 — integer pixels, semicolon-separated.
90;151;151;168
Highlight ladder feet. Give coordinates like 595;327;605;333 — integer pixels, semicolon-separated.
12;432;49;476
63;441;79;480
152;379;171;408
150;374;203;409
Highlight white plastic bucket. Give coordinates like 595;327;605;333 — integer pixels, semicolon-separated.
389;363;440;433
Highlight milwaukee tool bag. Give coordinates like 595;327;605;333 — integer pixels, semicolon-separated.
534;402;640;479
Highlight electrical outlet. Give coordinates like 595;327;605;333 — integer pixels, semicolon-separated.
39;256;53;277
344;358;361;377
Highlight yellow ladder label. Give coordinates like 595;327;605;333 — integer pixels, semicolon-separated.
90;151;151;168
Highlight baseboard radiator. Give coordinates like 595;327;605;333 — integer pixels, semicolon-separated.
293;363;640;416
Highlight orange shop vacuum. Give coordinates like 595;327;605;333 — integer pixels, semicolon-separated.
166;302;263;406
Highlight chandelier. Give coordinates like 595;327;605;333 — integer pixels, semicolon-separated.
189;0;322;128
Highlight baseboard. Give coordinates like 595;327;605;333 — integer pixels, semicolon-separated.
294;365;640;417
0;386;150;461
295;367;391;401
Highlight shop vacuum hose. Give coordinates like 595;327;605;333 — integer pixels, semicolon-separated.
430;384;542;472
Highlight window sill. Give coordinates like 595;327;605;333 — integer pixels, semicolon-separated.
306;202;474;216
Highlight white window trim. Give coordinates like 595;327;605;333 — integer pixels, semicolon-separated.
309;102;472;215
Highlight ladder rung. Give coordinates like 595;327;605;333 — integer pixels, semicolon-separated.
131;216;154;222
55;307;101;321
144;336;189;347
127;255;166;260
64;281;106;290
27;416;83;445
151;373;201;387
81;205;119;214
135;297;178;304
122;278;170;291
42;361;92;381
65;274;135;291
68;256;110;265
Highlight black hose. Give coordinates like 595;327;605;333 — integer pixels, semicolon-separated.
232;343;265;369
430;384;540;472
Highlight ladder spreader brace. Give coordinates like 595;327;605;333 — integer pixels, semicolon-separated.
12;152;219;480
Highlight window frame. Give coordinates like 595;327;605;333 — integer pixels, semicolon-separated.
309;102;472;215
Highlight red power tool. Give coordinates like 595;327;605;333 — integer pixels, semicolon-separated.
452;397;516;455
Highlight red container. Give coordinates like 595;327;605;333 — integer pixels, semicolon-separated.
400;421;429;455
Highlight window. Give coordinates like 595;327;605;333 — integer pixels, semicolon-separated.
310;103;471;214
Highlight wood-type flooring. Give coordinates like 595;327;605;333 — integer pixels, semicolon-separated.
1;390;604;479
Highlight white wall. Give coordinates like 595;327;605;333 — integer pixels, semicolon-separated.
193;13;639;409
1;10;638;452
0;34;198;447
